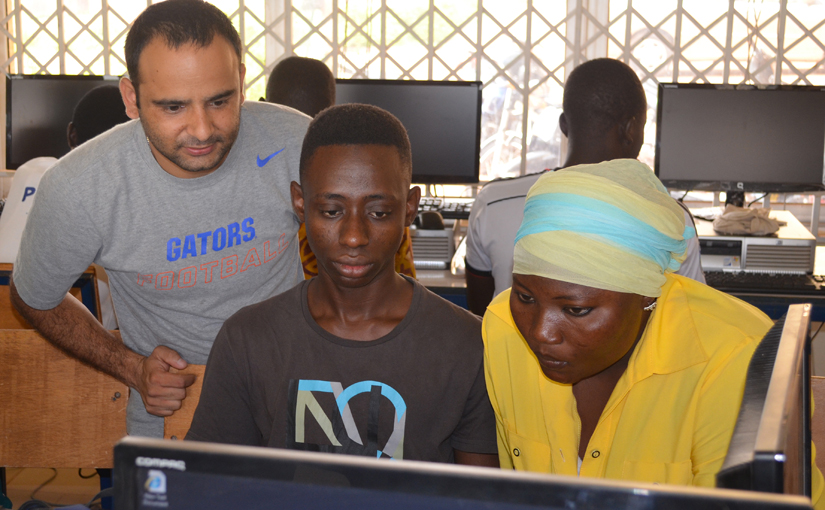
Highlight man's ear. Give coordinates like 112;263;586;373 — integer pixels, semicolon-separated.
66;122;78;150
558;112;569;138
119;77;140;119
405;184;422;227
620;116;638;146
290;181;306;223
239;62;247;105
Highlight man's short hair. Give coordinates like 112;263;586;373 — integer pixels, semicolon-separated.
562;58;647;135
125;0;242;91
71;85;131;146
300;103;412;182
266;56;335;117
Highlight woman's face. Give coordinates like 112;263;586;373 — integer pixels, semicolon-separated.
510;273;654;385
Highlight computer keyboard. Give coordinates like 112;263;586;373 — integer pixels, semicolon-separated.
418;197;474;220
704;271;825;295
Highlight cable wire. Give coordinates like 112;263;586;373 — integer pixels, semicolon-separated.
17;499;52;510
86;487;113;509
77;469;97;480
812;320;825;340
747;193;769;208
28;469;57;502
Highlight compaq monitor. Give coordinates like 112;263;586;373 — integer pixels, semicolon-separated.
655;84;825;192
717;303;813;497
115;437;813;510
335;79;482;184
5;74;120;169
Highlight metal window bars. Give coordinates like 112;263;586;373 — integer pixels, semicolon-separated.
3;0;824;180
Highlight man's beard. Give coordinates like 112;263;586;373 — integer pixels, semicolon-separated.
142;121;240;174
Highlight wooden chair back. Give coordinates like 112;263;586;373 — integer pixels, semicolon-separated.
164;365;206;441
0;329;128;468
0;284;30;328
0;263;100;329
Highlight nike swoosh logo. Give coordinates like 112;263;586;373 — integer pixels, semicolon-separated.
257;148;285;167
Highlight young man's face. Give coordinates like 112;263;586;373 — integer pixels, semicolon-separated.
119;36;245;179
291;144;420;288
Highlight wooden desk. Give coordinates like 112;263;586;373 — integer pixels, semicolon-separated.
710;246;825;322
0;330;127;468
419;249;825;321
0;264;106;501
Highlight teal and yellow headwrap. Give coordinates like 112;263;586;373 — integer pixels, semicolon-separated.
513;159;695;297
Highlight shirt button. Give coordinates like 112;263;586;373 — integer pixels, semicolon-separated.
591;450;600;458
513;448;520;457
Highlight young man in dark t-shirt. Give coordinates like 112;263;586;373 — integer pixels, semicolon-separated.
187;104;499;466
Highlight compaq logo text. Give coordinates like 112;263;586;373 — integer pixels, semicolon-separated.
135;457;186;471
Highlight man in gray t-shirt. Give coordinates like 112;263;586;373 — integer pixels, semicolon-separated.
10;0;310;437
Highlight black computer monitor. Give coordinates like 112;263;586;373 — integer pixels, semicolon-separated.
5;74;120;169
114;437;813;510
717;303;813;497
335;79;482;184
655;83;825;192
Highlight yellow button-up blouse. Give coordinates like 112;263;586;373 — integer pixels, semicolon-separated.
483;273;823;507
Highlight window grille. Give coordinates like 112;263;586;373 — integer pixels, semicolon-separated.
5;0;825;181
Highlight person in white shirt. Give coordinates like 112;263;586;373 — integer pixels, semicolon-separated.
0;85;131;267
464;58;704;316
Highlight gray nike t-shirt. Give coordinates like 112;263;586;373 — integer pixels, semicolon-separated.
13;101;310;437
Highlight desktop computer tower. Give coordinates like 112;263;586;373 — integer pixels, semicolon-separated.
697;210;816;274
410;227;455;270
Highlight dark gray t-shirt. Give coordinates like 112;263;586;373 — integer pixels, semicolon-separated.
187;277;497;462
13;101;310;437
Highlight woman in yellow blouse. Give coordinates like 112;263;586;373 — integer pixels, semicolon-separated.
482;159;824;506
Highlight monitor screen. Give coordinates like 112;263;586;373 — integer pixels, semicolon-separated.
655;84;825;192
114;437;812;510
335;79;482;184
717;303;812;497
5;74;120;169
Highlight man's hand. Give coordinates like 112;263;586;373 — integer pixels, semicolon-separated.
136;346;197;416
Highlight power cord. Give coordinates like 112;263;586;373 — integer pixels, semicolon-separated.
86;487;112;510
77;470;97;480
812;320;825;340
747;193;769;208
19;469;102;509
17;490;109;510
17;499;52;510
29;469;57;503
